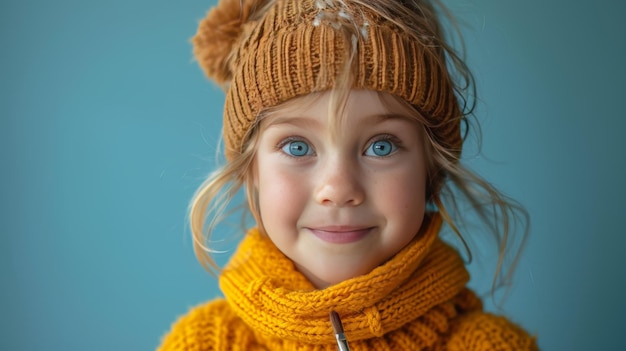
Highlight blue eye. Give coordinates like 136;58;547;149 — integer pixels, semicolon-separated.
282;140;312;157
365;139;396;157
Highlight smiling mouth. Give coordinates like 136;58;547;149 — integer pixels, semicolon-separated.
307;227;373;244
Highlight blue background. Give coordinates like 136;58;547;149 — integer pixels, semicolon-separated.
2;0;625;349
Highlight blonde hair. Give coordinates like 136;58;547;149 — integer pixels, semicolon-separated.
189;0;528;295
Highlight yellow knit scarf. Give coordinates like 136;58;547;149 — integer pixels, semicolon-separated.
219;213;482;349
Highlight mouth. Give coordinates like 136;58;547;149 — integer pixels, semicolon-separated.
306;226;374;244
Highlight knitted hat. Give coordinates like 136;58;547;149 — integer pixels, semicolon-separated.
193;0;462;161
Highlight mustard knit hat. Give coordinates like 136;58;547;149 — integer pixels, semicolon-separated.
193;0;462;161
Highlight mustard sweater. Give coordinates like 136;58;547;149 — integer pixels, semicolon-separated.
158;214;538;350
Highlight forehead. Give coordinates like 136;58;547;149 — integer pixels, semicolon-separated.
260;90;420;130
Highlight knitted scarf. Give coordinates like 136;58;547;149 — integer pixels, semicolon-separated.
219;213;483;349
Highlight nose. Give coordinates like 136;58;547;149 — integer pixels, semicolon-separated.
313;157;365;207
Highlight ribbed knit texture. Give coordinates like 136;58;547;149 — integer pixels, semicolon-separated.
193;0;462;160
158;214;538;350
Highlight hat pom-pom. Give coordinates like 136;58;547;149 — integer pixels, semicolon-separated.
192;0;265;86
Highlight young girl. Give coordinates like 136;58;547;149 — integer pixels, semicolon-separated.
159;0;538;349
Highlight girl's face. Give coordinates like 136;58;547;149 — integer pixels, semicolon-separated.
253;90;427;288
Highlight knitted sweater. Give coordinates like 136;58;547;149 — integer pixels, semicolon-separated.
158;214;537;350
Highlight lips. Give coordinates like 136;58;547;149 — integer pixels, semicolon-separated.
307;226;373;244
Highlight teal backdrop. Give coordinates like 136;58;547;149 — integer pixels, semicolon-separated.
2;0;625;349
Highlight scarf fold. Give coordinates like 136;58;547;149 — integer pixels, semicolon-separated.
219;213;481;349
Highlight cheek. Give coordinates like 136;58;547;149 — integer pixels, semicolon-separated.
257;166;308;229
379;165;427;223
392;180;426;211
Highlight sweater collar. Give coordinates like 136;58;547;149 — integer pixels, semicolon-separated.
219;212;470;346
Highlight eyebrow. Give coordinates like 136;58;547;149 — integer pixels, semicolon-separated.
368;113;417;123
261;115;323;130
